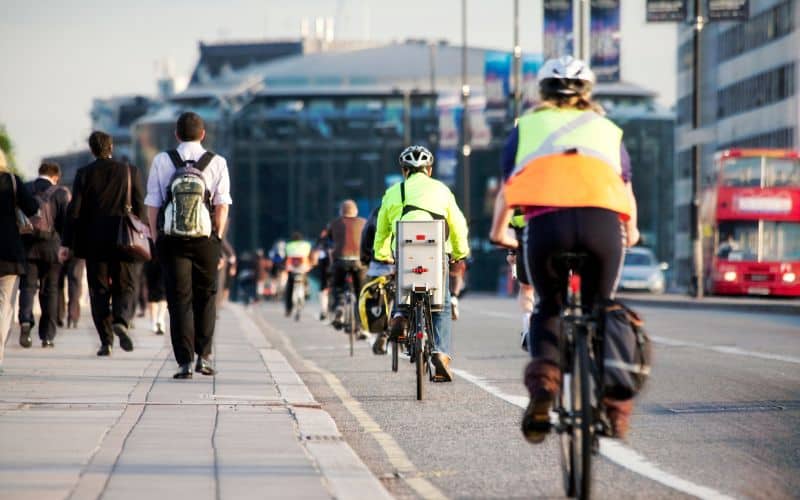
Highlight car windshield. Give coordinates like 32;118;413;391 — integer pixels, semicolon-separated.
624;252;655;266
717;221;800;261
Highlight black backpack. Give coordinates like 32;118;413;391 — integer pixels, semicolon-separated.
601;301;652;400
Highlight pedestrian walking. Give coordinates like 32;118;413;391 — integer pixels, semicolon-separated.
145;111;232;379
0;148;39;371
18;162;71;349
61;131;147;356
145;256;167;335
57;256;85;328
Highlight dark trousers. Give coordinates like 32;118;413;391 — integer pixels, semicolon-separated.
86;259;137;346
332;259;364;306
58;257;85;324
158;236;221;366
19;259;61;341
284;272;307;314
523;208;624;365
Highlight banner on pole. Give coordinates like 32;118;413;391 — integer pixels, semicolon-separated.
646;0;687;22
590;0;621;82
543;0;574;59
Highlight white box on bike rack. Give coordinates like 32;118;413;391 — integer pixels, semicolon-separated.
395;220;446;312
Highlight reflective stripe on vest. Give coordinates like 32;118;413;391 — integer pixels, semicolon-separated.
505;109;631;219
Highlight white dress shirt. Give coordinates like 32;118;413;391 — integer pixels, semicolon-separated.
144;141;233;208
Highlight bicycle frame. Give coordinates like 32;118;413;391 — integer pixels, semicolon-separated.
403;289;435;400
555;265;606;500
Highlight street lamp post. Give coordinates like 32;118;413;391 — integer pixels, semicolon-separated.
690;0;705;298
461;0;471;223
512;0;522;121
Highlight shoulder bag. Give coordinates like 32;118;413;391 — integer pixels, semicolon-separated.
117;166;152;261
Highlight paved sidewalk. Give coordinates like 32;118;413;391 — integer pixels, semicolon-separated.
0;303;391;500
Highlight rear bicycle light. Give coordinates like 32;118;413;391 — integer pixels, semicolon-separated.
569;273;581;294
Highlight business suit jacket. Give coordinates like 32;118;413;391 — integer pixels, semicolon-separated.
63;158;147;261
23;178;71;263
0;171;39;276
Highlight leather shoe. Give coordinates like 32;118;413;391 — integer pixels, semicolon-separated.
19;324;32;348
97;345;112;356
195;357;216;376
388;316;408;341
42;339;54;348
431;353;453;382
113;323;134;352
173;363;193;379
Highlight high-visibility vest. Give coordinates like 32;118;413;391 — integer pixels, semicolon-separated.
285;240;312;272
504;108;632;219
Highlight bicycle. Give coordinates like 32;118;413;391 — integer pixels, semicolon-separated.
396;278;436;400
552;252;609;500
341;273;357;357
289;271;306;321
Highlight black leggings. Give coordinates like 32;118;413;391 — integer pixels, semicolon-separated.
523;208;624;365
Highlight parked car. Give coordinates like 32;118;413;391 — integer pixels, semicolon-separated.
619;247;668;294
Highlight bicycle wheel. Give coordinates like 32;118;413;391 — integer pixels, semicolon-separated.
572;332;594;499
559;372;576;497
391;339;399;372
348;294;355;357
415;336;424;400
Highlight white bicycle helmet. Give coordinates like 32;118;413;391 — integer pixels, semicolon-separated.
537;56;596;96
399;145;434;170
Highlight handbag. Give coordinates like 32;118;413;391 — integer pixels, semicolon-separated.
116;166;152;261
7;171;33;233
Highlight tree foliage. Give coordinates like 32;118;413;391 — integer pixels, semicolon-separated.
0;123;20;176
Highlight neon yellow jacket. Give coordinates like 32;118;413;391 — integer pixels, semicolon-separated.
373;172;470;262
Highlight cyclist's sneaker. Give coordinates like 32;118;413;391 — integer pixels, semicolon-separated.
603;398;633;440
332;308;344;330
319;312;328;321
357;330;370;341
432;353;453;382
450;296;459;320
388;315;408;341
372;333;389;355
520;330;529;352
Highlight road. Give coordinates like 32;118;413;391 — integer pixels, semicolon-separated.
251;295;800;499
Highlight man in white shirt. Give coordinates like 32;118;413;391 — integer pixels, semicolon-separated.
145;112;232;379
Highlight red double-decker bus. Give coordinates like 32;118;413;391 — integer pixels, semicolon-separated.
702;149;800;297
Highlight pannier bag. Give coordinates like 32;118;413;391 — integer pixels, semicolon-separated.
602;300;652;400
161;150;214;238
359;275;393;333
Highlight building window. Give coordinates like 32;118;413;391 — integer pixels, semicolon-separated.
677;94;693;125
718;127;796;150
717;0;794;62
717;63;795;119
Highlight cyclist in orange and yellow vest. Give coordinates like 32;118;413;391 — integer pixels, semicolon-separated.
489;56;640;444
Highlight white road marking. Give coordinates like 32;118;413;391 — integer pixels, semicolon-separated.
651;335;800;365
452;368;735;500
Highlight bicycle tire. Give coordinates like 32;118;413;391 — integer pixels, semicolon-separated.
391;339;399;372
415;336;424;400
573;332;594;499
348;294;355;357
559;369;576;497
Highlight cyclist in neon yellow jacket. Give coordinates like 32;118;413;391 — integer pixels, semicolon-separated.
373;145;469;382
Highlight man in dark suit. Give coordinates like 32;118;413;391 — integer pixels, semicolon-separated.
18;162;71;348
61;131;147;356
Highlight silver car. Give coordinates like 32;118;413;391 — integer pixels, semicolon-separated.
619;247;668;294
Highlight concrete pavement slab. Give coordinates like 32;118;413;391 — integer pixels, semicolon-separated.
0;302;391;500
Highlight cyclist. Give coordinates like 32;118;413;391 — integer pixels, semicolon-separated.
283;233;313;317
327;199;368;339
489;205;535;351
312;227;332;320
361;203;395;355
374;145;470;382
492;56;640;442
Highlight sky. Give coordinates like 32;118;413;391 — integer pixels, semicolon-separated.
0;0;677;176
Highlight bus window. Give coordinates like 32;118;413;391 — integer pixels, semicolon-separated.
764;158;800;187
762;222;800;261
720;158;761;187
717;221;758;261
